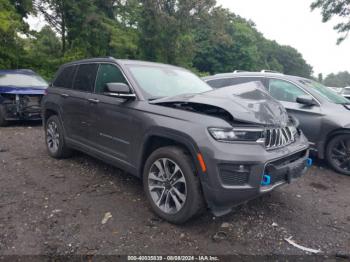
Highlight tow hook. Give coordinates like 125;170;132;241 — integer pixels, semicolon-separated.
306;158;313;168
261;174;271;186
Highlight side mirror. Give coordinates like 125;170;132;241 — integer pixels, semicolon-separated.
105;83;136;99
296;95;317;106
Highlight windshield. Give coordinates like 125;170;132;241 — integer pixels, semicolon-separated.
299;79;349;104
0;72;48;88
127;65;212;99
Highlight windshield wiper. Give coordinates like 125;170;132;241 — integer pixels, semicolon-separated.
148;96;165;101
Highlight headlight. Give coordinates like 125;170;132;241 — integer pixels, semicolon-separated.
208;127;264;142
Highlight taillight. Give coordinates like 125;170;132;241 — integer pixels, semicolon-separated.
44;89;48;96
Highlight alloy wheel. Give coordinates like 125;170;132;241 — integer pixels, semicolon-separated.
330;138;350;173
46;121;60;154
148;158;187;214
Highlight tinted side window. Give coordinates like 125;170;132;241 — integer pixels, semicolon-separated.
73;64;99;92
268;79;306;103
53;66;76;89
95;64;128;93
207;77;262;88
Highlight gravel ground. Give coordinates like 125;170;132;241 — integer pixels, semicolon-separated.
0;124;349;257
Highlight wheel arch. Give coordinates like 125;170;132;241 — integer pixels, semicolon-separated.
138;128;203;178
325;128;350;153
43;103;63;124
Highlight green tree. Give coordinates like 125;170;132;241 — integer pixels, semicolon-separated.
22;25;62;79
324;71;350;87
311;0;350;44
1;0;314;80
0;0;26;68
193;8;259;74
192;7;312;77
35;0;139;57
318;73;323;82
272;45;313;77
139;0;216;67
34;0;69;53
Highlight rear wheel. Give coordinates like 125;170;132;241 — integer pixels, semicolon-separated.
45;115;72;158
143;146;204;224
326;134;350;176
0;105;8;127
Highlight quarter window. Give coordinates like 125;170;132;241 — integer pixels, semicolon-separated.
53;66;76;89
73;64;99;92
268;79;307;103
95;64;128;93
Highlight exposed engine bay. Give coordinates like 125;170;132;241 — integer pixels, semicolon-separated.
157;101;299;129
151;83;291;127
0;94;42;120
157;101;237;124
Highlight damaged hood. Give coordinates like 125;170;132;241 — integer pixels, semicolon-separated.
0;86;47;95
150;82;289;126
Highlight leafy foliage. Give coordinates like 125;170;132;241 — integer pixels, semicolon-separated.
1;0;314;81
311;0;350;44
324;71;350;87
0;0;27;68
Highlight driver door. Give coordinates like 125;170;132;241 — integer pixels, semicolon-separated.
88;63;136;163
267;78;323;145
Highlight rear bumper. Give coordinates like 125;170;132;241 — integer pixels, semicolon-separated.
199;135;310;216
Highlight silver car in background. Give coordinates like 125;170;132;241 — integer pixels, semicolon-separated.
204;71;350;176
341;87;350;100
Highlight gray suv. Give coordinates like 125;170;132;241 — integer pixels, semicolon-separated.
42;58;310;223
204;71;350;176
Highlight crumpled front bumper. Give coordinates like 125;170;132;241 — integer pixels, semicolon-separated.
198;135;310;216
1;94;43;121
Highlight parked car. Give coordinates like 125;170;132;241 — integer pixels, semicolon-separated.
203;71;350;176
341;87;350;100
0;69;48;126
42;58;310;223
327;86;343;94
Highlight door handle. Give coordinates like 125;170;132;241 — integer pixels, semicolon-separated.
61;93;69;98
87;98;100;104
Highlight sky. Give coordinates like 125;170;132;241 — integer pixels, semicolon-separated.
217;0;350;76
26;0;350;76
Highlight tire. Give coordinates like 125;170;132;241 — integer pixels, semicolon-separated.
0;105;8;127
45;115;72;158
326;134;350;176
143;146;205;224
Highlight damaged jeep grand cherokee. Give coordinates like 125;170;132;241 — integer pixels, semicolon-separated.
0;69;48;126
42;58;311;224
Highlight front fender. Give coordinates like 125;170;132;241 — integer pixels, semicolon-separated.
138;127;203;178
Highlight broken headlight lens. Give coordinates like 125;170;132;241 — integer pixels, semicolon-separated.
208;127;264;142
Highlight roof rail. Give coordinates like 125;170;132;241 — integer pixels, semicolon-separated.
260;70;283;74
233;70;249;73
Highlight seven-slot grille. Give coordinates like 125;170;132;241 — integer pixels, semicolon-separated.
265;126;296;150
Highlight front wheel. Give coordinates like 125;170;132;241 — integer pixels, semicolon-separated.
143;146;204;224
326;134;350;176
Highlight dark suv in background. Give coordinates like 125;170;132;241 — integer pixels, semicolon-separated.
42;58;310;223
204;71;350;175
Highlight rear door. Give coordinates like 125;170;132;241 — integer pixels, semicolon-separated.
267;78;323;144
65;63;99;145
51;65;77;135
